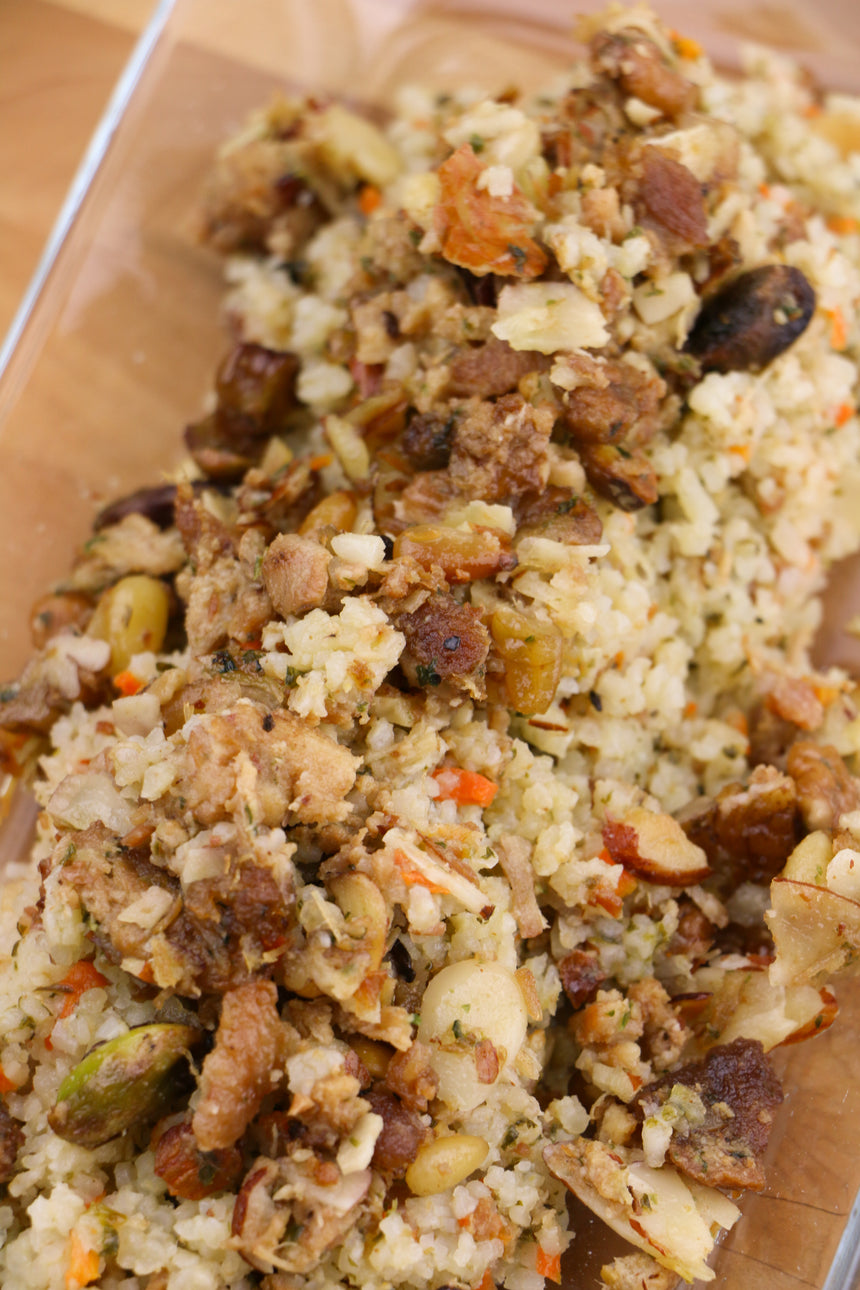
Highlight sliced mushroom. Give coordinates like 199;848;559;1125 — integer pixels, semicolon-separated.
215;342;299;433
685;265;815;373
94;480;230;531
184;413;264;480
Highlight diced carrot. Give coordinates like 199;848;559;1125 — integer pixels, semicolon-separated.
827;214;858;234
617;870;637;898
671;32;702;60
536;1247;562;1284
137;961;156;985
473;1270;495;1290
758;182;771;199
803;101;822;119
66;1232;100;1289
829;307;848;351
432;767;498;808
358;184;383;215
113;670;143;697
0;1068;17;1094
835;402;854;427
56;961;109;1022
684;700;698;718
729;443;751;461
593;850;637;915
393;849;450;894
591;889;623;917
308;453;334;471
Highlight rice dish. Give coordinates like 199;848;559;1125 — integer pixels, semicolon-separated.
1;7;860;1289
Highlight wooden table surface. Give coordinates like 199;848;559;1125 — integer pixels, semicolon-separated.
0;0;158;343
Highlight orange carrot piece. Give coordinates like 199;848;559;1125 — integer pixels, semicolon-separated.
536;1248;562;1283
0;1068;17;1094
358;184;382;215
591;889;623;917
671;32;702;59
593;849;637;915
392;849;450;894
56;961;109;1021
617;870;638;898
432;767;498;808
829;307;848;351
827;214;859;234
66;1233;100;1289
473;1270;496;1290
835;403;854;427
113;670;143;697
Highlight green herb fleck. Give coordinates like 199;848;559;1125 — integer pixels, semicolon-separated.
415;661;442;687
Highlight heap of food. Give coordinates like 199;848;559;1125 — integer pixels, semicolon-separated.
1;6;860;1289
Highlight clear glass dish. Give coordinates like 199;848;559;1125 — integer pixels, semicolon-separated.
1;2;859;1287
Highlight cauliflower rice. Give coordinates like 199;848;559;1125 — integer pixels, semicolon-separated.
2;8;860;1290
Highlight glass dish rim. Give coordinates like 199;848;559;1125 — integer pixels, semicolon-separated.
0;0;177;384
1;4;860;1288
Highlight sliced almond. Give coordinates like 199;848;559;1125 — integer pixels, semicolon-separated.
604;808;710;886
766;877;860;988
543;1138;737;1284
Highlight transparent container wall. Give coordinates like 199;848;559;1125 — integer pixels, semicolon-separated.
0;1;859;1286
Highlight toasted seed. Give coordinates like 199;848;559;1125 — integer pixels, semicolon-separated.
48;1024;198;1148
405;1133;489;1196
